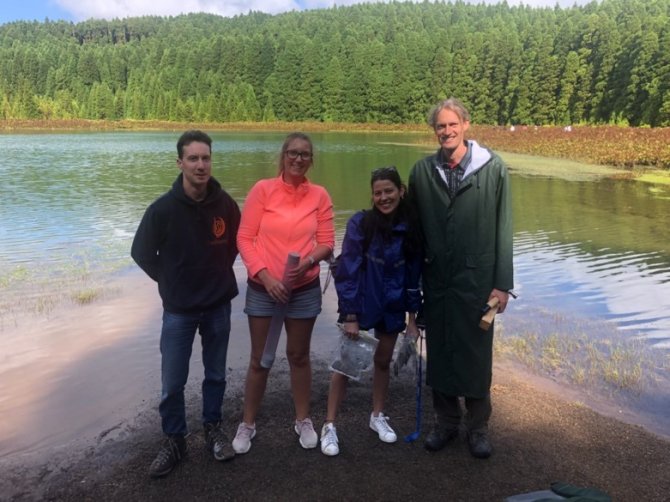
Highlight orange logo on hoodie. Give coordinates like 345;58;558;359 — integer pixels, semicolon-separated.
213;217;226;238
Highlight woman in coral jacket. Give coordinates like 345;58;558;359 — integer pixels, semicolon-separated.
233;132;335;454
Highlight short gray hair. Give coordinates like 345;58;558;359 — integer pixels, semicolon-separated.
427;98;471;128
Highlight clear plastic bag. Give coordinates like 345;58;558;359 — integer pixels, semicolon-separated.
393;334;418;376
329;328;378;382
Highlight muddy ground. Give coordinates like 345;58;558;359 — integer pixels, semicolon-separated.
3;355;669;502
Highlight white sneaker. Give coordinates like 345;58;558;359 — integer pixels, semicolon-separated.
320;423;340;456
294;418;318;449
232;422;256;454
369;412;397;443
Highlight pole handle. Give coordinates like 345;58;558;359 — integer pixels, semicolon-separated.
479;296;499;331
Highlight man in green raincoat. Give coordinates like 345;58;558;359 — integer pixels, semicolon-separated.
408;98;513;459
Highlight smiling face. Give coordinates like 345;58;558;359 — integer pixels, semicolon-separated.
434;108;470;159
281;137;313;186
372;178;404;215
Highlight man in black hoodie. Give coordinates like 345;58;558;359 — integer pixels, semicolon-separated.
132;130;241;478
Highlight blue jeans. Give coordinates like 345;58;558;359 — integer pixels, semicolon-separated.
159;302;231;436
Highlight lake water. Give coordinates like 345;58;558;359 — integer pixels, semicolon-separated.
1;130;669;456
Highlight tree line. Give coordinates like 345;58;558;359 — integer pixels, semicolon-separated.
1;0;669;126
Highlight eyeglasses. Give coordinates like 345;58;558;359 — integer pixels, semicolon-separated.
285;149;313;161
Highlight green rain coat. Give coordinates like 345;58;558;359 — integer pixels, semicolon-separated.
408;140;513;398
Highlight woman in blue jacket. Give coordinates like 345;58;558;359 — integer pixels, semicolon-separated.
320;166;422;456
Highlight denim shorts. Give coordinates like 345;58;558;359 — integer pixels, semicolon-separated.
244;278;322;319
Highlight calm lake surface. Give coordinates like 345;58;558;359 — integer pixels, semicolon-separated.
1;130;669;456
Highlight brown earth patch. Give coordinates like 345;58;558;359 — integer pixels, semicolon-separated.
3;356;668;501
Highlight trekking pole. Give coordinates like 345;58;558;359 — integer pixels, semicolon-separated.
260;252;300;369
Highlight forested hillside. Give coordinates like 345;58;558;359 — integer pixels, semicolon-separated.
1;0;669;126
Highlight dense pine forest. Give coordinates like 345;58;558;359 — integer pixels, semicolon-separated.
1;0;669;126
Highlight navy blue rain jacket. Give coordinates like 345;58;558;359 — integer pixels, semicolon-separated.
335;211;422;333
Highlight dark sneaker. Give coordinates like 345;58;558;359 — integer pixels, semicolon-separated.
149;435;187;478
467;430;492;459
424;425;458;452
204;421;236;461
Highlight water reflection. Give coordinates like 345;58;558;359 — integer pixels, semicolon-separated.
512;231;670;345
2;131;669;344
1;131;669;344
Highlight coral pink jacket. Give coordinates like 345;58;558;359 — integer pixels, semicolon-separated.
237;175;335;289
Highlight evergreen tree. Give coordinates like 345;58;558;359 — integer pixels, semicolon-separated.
0;0;668;127
321;55;345;122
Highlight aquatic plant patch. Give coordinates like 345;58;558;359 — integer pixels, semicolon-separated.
471;125;670;169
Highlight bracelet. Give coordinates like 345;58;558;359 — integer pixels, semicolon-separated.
307;255;315;266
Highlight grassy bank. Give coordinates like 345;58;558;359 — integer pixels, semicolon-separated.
0;118;426;134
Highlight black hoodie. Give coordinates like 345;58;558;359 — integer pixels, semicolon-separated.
131;174;241;314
